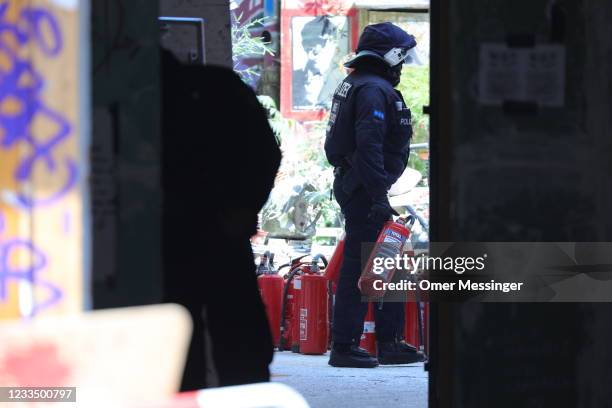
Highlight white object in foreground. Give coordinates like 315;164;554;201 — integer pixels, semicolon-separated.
196;383;310;408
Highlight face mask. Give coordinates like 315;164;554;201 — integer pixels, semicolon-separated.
389;64;403;87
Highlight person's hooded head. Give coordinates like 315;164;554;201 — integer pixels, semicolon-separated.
345;22;417;86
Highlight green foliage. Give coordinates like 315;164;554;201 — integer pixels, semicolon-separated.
229;12;342;234
257;95;294;144
397;65;430;180
257;65;432;235
230;13;274;82
232;19;431;234
397;65;430;144
290;120;340;228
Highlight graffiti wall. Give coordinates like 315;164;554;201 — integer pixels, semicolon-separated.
0;0;84;318
232;0;280;91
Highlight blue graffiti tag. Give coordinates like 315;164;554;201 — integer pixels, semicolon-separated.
0;2;77;208
0;236;64;316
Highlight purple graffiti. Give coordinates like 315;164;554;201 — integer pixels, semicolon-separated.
21;7;63;57
0;2;77;208
62;210;71;235
0;3;63;57
0;238;63;315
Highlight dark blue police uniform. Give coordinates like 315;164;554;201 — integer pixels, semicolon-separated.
325;22;423;368
325;68;413;346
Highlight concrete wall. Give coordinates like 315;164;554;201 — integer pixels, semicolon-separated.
91;0;162;308
160;0;233;67
430;0;612;406
90;0;233;308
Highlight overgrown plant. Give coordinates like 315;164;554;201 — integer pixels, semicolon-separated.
230;18;341;234
257;96;294;144
230;13;274;83
230;16;430;238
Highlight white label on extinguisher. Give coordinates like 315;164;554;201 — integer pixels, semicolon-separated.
363;321;376;333
383;234;402;244
293;279;302;290
299;308;307;341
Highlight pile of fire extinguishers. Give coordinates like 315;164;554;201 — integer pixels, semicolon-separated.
256;215;428;358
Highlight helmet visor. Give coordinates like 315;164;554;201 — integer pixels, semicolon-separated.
384;47;421;66
402;48;423;65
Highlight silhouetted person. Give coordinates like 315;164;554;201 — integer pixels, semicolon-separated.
161;50;281;390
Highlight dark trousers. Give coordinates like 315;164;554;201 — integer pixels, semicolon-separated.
164;231;273;390
332;175;405;345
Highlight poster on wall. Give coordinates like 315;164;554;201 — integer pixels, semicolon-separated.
281;0;359;120
291;16;349;111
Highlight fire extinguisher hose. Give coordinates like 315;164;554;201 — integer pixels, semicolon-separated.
310;254;329;272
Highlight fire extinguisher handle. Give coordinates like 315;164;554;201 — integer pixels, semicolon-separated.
291;254;310;267
311;254;328;270
406;215;416;229
319;254;328;268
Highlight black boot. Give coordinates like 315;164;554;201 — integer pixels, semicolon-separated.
377;340;425;365
349;345;373;358
328;343;379;368
396;340;418;353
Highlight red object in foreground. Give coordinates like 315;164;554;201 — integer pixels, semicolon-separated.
257;274;284;347
424;301;429;355
1;343;72;387
404;302;419;350
298;273;329;355
323;237;345;287
359;303;377;356
404;301;429;354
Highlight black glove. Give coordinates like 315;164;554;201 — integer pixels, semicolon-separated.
368;197;399;226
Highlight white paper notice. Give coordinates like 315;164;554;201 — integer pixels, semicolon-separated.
478;43;566;107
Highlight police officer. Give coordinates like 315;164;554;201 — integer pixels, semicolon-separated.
325;22;424;367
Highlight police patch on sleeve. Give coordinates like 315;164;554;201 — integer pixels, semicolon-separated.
334;81;352;98
400;108;411;126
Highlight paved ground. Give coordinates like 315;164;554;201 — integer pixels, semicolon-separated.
271;351;428;408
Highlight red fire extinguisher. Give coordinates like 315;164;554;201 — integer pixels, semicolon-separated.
402;241;428;357
280;255;329;355
323;235;345;287
256;252;283;348
359;303;377;355
279;255;310;352
299;255;329;355
358;216;415;299
321;236;344;348
404;301;428;355
423;302;429;355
